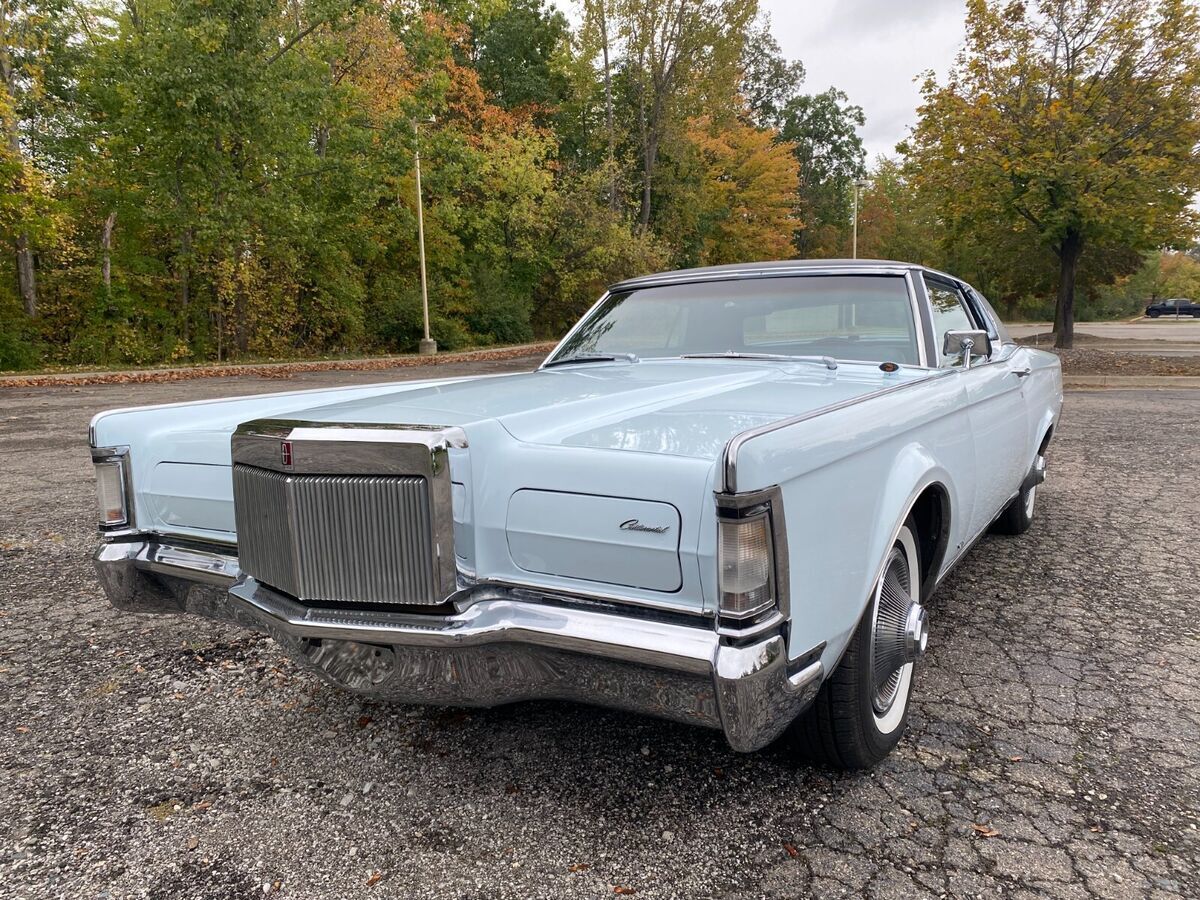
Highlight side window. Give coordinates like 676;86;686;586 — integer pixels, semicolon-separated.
968;288;1012;344
926;280;977;367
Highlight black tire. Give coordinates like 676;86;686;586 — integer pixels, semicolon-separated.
1148;310;1161;318
790;520;921;770
990;467;1039;536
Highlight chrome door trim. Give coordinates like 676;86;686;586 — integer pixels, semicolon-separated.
903;268;932;368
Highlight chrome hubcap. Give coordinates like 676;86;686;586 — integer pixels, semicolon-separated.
871;546;926;716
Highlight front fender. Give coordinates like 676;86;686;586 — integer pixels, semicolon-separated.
793;443;962;676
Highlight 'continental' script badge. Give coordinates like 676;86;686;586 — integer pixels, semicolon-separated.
280;440;294;468
620;518;669;534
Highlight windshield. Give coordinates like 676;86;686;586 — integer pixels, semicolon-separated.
551;274;920;366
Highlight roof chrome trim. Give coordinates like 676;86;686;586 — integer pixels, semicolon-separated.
611;264;915;292
718;368;958;493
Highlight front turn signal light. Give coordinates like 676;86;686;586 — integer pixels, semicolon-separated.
718;514;774;618
93;452;130;528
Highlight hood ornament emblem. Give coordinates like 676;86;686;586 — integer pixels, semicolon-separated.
620;518;669;534
280;440;293;468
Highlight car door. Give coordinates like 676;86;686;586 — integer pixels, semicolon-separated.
924;276;1030;539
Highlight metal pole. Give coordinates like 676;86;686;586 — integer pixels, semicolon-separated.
415;121;436;355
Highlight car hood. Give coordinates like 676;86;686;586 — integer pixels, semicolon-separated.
283;360;922;461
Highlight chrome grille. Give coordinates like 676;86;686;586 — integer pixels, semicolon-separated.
232;464;438;605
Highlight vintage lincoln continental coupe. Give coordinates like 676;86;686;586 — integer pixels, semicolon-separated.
90;260;1062;769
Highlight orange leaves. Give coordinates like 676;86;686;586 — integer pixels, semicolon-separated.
686;116;800;266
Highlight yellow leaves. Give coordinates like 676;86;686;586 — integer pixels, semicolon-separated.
687;116;800;265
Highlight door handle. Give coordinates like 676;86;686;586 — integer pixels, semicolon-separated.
1012;367;1032;378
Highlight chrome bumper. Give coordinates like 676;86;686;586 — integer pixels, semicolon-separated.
93;538;823;752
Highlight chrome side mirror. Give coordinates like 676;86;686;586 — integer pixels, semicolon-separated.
943;330;991;369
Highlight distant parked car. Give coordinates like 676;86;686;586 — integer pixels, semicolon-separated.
1145;298;1200;317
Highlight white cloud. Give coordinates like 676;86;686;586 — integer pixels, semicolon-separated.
760;0;966;161
555;0;968;163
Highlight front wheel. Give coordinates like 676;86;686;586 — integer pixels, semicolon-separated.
1148;310;1161;318
791;521;927;769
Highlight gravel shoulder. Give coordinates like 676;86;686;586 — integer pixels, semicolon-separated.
1;367;1197;899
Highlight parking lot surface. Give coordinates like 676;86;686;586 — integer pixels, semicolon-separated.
1;365;1197;899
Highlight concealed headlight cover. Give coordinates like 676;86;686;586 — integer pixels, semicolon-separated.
718;514;774;617
94;456;129;527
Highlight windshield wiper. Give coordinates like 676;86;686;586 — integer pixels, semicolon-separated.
680;352;838;370
542;352;640;369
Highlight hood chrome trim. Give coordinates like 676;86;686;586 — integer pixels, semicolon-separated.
718;369;957;493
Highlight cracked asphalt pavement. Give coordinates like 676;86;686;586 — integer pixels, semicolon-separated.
1;363;1197;899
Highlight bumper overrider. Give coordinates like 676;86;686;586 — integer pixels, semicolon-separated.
93;538;823;752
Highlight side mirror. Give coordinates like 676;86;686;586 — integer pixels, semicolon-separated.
942;330;991;369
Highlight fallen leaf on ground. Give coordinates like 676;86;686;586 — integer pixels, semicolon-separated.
613;888;636;896
972;824;1000;838
568;863;590;872
356;715;373;729
365;872;382;887
782;842;800;859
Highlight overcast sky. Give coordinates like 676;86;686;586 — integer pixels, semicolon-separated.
761;0;968;162
559;1;969;163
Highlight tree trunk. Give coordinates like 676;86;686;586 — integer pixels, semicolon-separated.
1053;229;1083;350
15;233;36;316
176;227;193;343
638;141;654;229
597;1;616;210
101;211;117;293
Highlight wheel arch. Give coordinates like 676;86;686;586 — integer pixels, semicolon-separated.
907;482;952;601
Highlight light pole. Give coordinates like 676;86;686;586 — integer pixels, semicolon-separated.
414;118;436;355
852;177;869;259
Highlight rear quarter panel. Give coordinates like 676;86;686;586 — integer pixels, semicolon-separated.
1023;347;1064;454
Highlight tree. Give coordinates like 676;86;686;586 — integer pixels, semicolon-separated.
0;0;75;317
739;14;803;129
906;0;1200;348
611;0;754;228
780;88;865;257
687;116;799;265
475;0;568;111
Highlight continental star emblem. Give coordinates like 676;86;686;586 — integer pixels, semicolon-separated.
280;440;293;468
620;518;669;534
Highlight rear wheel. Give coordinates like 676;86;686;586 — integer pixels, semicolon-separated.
991;453;1044;536
791;521;927;769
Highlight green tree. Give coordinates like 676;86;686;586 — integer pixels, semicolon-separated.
906;0;1200;348
609;0;755;228
780;88;865;257
475;0;568;111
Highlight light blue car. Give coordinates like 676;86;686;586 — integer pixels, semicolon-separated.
91;260;1062;769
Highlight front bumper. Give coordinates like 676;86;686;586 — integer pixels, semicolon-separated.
93;538;823;752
